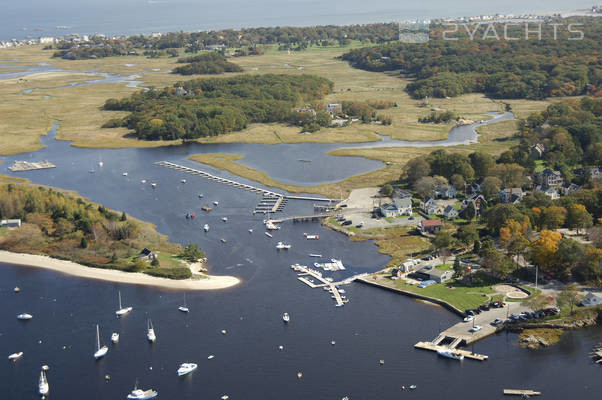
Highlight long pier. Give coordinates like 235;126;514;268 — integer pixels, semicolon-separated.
155;161;338;202
291;264;364;307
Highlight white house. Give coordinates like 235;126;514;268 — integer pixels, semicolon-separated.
442;205;459;219
325;103;342;115
536;186;560;200
421;196;443;215
0;219;21;228
581;292;602;306
435;185;457;199
380;197;412;217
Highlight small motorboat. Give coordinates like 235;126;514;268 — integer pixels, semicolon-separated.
220;238;227;243
309;254;322;258
304;233;319;240
8;352;23;361
17;313;32;320
177;363;198;376
207;354;215;359
93;324;109;359
111;333;120;344
297;372;303;379
248;229;253;233
39;369;49;396
276;242;291;250
198;194;204;198
151;183;157;188
88;169;96;173
221;330;227;335
409;385;417;390
147;319;156;343
141;179;146;184
222;217;228;222
201;206;212;212
181;179;186;184
437;349;464;361
221;396;229;400
203;224;209;232
213;201;219;206
13;287;20;293
122;172;128;176
331;341;336;345
282;313;290;323
126;382;158;399
265;232;273;238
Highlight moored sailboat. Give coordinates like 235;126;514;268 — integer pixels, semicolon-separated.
94;324;109;359
38;369;49;396
147;318;156;342
116;291;133;317
178;293;189;313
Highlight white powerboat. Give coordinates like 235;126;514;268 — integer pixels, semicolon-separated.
309;254;322;258
181;179;186;184
147;318;156;342
248;228;253;233
222;217;228;222
265;232;273;238
116;291;133;317
179;294;189;313
17;313;33;320
177;362;198;376
8;352;23;361
122;172;128;176
198;194;204;198
94;324;109;359
111;333;120;344
304;233;319;240
213;201;219;206
203;224;210;232
437;348;464;361
282;313;290;323
276;242;291;250
126;382;158;399
38;369;49;396
151;183;157;188
14;287;20;293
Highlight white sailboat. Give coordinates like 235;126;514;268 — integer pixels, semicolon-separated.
178;294;189;313
115;291;133;317
147;318;156;342
94;324;108;359
38;369;49;396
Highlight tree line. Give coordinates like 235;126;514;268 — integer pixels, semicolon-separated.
102;74;334;140
341;18;602;100
172;52;243;75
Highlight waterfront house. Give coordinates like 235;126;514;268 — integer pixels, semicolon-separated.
391;268;402;278
137;248;157;261
379;198;412;218
434;185;457;199
0;219;21;228
420;219;442;234
413;265;453;283
498;188;524;204
581;292;602;307
442;205;459;219
394;188;412;199
421;196;443;215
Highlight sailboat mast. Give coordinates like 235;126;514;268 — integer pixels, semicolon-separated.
118;291;122;309
96;324;100;350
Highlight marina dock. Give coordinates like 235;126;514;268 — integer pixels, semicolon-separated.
291;264;365;307
9;160;56;172
503;389;541;396
414;341;489;361
155;161;338;203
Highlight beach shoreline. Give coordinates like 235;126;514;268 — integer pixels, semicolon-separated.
0;250;240;290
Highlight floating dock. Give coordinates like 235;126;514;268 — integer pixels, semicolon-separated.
9;160;56;172
503;389;541;396
414;341;489;361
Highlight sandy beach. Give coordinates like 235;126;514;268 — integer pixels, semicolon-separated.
0;250;240;290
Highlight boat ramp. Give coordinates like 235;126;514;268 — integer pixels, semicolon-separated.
8;160;56;172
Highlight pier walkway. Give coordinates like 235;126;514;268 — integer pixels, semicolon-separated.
292;264;364;307
155;161;338;202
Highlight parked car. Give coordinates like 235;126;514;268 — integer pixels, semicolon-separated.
479;304;490;311
472;308;482;315
418;280;436;288
342;220;352;226
469;325;482;332
510;314;520;320
463;315;474;322
491;318;504;325
465;309;475;316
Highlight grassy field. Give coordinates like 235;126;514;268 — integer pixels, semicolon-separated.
0;44;551;156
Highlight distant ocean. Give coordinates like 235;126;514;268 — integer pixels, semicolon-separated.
1;0;597;41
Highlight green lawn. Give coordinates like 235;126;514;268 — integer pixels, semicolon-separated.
436;264;453;271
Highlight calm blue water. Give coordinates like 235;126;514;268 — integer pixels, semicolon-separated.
2;0;596;41
1;123;601;399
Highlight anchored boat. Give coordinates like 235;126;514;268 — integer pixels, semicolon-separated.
177;363;198;376
93;324;109;359
115;291;133;317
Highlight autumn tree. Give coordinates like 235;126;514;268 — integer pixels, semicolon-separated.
491;163;525;188
552;239;585;281
557;283;583;315
499;219;530;269
524;293;551;311
404;157;431;184
530;230;562;274
573;248;602;284
413;176;447;198
481;176;502;200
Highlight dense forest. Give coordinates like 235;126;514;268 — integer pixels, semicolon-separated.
172;52;243;75
49;23;399;60
0;184;196;279
342;18;602;99
102;74;334;140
